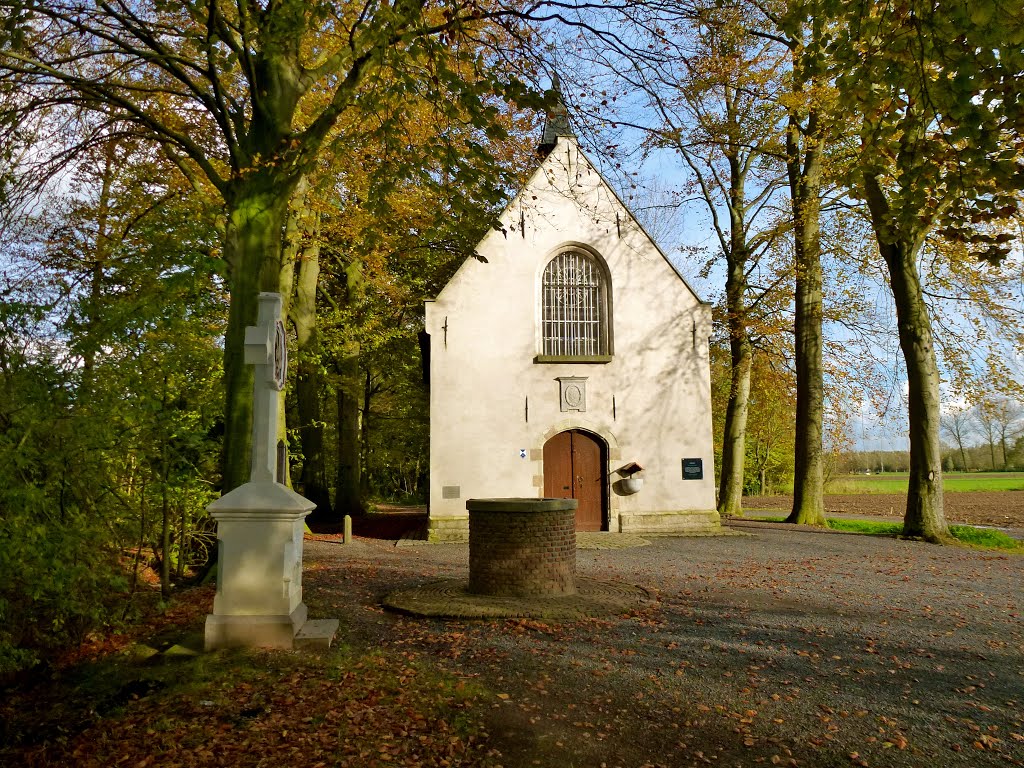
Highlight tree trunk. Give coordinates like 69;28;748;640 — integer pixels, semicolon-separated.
220;182;294;492
273;179;311;489
128;474;147;603
718;250;752;517
786;109;827;526
160;424;171;598
863;175;950;542
335;371;365;515
717;148;753;518
291;205;335;524
81;138;118;394
177;501;186;581
718;338;751;516
360;365;373;497
889;249;948;540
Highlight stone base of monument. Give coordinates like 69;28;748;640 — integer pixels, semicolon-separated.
294;619;342;650
205;606;308;649
204;480;339;651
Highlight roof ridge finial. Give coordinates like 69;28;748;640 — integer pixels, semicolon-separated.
537;66;574;157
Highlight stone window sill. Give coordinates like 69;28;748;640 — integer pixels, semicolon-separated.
534;355;613;364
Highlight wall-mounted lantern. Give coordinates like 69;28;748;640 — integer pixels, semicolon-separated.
616;462;644;495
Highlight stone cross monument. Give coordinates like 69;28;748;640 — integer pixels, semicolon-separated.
246;292;288;483
204;293;338;650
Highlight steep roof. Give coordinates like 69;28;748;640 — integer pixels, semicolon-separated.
432;89;706;305
502;135;707;304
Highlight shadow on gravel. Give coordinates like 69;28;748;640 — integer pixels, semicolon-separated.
300;526;1024;768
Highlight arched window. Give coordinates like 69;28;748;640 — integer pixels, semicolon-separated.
540;250;610;358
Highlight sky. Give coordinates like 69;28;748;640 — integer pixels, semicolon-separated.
554;56;1024;455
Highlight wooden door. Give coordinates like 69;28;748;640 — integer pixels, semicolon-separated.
543;430;605;531
572;431;603;531
543;431;574;500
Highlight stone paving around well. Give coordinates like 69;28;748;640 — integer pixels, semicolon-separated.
382;576;654;619
372;526;746;619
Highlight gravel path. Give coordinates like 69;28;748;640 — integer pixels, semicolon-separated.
302;527;1024;768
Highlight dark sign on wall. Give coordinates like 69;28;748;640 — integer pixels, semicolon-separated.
682;458;703;480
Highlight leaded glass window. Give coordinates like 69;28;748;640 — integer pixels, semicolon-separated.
541;251;609;357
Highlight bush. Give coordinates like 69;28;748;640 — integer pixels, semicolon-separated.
0;361;130;675
0;497;128;675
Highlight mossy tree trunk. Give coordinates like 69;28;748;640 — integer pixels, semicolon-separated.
220;180;297;492
335;367;365;516
717;150;753;518
862;173;950;543
786;105;827;526
290;205;334;522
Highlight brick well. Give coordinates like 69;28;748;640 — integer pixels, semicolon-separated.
467;498;578;597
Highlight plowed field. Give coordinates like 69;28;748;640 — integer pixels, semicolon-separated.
743;490;1024;529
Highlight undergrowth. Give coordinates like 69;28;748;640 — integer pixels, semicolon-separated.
1;642;496;768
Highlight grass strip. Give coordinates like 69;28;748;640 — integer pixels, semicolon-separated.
948;524;1024;550
748;516;1022;551
824;518;903;535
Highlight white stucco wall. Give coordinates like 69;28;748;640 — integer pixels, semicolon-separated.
426;137;717;534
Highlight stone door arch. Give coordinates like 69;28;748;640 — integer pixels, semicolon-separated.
543;429;607;531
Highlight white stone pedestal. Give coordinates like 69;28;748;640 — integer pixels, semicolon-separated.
204;293;338;651
204;481;337;650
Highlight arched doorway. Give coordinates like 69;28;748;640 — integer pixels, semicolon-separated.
543;429;607;531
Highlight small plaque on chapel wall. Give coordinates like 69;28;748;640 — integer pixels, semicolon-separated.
557;377;587;413
682;458;703;480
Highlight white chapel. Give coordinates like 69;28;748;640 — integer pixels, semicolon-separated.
423;92;720;541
